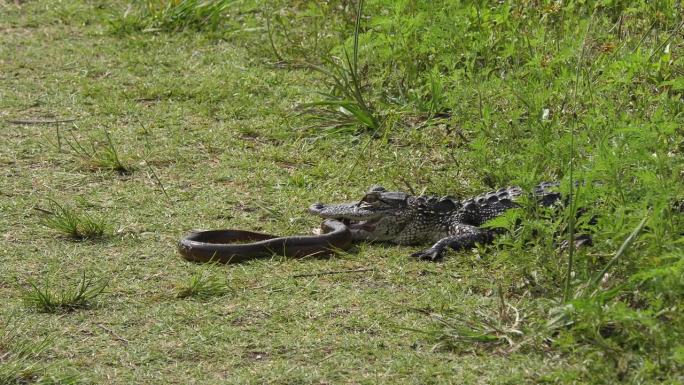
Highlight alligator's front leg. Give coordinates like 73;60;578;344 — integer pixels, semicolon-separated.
411;225;494;262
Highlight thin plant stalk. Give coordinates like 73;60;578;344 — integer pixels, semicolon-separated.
589;212;650;291
563;13;595;303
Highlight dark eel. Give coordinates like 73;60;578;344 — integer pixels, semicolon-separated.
178;219;352;264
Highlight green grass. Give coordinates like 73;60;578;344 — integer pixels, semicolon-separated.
1;0;682;383
176;265;234;299
0;315;79;384
112;0;239;33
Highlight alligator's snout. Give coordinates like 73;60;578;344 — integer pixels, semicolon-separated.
309;203;325;213
309;201;373;219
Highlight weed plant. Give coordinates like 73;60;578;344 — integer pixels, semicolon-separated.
1;320;43;384
265;1;354;65
61;128;132;175
41;200;108;240
0;316;50;371
0;316;80;384
20;271;109;313
300;0;380;132
176;267;234;299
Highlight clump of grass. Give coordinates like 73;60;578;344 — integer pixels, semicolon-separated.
300;0;379;132
0;316;51;363
409;284;545;354
265;4;347;67
0;364;81;385
61;128;133;175
20;271;109;313
0;360;39;385
41;200;108;240
176;268;234;299
0;315;81;384
425;308;525;353
0;317;47;384
112;0;236;33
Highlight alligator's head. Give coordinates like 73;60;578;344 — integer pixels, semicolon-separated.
309;185;457;243
309;186;414;241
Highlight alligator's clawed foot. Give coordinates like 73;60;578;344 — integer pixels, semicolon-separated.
411;248;444;262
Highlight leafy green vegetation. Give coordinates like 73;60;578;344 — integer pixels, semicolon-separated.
1;0;682;383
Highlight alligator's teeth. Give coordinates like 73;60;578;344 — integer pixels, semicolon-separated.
348;220;377;232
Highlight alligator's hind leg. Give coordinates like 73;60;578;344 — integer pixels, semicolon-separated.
411;225;494;262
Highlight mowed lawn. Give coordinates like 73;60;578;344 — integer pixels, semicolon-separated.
1;1;683;384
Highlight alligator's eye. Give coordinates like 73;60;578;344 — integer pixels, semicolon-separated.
368;185;386;193
361;192;380;203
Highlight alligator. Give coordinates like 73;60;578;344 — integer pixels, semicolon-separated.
308;182;566;261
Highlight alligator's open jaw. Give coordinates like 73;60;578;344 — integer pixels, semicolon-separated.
338;217;378;232
309;203;381;232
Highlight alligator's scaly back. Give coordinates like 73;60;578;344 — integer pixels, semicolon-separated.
456;186;523;226
456;182;561;225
